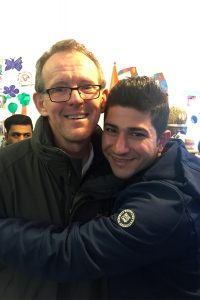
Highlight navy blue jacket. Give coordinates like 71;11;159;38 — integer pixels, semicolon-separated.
0;139;200;299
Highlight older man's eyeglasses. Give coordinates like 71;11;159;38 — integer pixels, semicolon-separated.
45;85;102;103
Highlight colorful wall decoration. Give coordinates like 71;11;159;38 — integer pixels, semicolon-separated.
0;56;34;116
0;56;35;143
109;63;168;94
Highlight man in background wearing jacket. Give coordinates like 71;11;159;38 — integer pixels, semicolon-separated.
0;76;200;299
3;114;33;146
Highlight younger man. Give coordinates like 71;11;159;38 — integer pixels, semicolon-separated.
0;77;200;299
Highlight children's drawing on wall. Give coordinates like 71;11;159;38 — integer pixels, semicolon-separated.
18;71;33;86
0;95;5;109
0;120;5;148
0;56;34;125
0;121;4;135
5;57;23;72
153;72;168;93
3;84;19;98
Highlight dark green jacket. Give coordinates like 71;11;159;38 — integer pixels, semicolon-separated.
0;116;123;300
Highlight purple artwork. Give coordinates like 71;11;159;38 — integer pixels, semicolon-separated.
5;57;23;72
3;85;19;97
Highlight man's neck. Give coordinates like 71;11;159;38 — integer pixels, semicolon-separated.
57;140;92;166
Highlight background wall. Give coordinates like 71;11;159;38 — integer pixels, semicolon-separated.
1;0;200;127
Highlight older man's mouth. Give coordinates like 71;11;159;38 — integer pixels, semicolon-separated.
65;114;88;120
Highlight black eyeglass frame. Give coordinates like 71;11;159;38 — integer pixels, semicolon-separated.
44;84;102;103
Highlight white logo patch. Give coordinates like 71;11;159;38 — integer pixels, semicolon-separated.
117;209;135;228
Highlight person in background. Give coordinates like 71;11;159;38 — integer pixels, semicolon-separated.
0;76;199;299
3;114;33;145
0;39;124;300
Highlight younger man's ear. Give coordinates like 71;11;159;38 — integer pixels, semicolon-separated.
33;93;48;116
4;132;8;142
100;89;108;113
158;130;171;153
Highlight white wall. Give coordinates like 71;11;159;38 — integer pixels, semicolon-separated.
1;0;200;126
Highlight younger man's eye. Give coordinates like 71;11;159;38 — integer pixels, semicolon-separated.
130;131;148;138
104;126;117;134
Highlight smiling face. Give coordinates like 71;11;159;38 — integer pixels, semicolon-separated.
102;105;170;179
33;51;107;156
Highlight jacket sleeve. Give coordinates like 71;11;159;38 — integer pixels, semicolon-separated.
0;182;191;283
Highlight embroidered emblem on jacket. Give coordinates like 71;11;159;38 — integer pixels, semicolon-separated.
117;209;135;228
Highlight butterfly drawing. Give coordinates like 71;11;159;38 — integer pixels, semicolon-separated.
5;57;23;72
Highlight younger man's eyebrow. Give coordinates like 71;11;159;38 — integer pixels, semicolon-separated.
129;127;148;132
